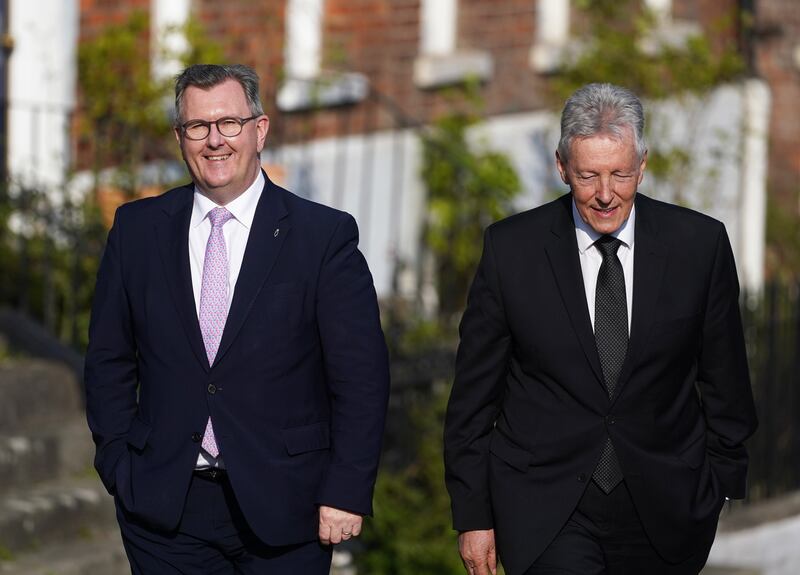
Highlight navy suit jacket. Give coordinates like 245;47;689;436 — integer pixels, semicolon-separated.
85;174;390;545
444;193;758;574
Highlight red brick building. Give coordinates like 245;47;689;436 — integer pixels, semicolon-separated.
75;0;797;181
74;0;799;290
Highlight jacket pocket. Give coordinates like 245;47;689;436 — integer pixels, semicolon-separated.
126;417;152;451
282;421;330;455
677;432;707;469
489;432;533;472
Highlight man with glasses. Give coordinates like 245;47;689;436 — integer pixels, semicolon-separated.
85;64;390;574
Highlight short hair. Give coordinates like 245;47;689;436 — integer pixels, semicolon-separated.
174;64;264;124
557;83;647;164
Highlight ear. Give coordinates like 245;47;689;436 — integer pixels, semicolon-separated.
174;126;182;147
555;151;569;185
256;115;270;153
637;149;648;185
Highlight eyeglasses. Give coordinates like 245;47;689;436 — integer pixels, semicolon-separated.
179;115;259;141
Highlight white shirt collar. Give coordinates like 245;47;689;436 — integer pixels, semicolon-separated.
572;196;636;254
190;171;265;230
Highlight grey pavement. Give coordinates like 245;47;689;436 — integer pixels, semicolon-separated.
704;491;800;575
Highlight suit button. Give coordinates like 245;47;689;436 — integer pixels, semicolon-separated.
208;384;217;395
577;473;587;482
606;416;616;425
191;432;202;442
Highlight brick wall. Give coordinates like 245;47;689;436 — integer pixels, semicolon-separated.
79;0;150;40
181;1;545;143
753;0;800;211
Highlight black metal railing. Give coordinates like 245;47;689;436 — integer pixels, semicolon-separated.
742;281;800;502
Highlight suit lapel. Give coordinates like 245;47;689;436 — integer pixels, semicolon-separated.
214;177;290;366
615;194;667;395
544;195;605;387
155;186;211;371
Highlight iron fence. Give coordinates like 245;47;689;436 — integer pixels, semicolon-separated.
742;281;800;502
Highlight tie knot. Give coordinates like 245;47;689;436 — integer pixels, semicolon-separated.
208;207;234;228
595;235;622;259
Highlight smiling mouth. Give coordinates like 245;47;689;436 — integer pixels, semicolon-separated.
594;206;617;214
206;154;231;161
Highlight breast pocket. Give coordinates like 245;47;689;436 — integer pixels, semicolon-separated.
251;282;305;331
652;312;702;336
242;282;307;357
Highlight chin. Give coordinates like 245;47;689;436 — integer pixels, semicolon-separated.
589;219;623;235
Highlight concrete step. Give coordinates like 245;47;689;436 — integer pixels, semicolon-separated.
0;419;95;496
0;539;356;575
0;477;115;556
702;567;762;574
0;545;356;575
0;361;83;433
0;531;128;575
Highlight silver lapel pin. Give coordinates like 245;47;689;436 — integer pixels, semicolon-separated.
274;228;280;238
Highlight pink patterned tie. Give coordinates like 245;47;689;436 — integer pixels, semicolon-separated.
199;206;234;458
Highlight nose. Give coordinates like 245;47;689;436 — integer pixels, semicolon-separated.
595;176;614;204
206;123;225;147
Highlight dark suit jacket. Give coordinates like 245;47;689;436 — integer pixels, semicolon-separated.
85;174;390;546
444;193;757;575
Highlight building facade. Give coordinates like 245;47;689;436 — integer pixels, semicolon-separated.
5;0;798;296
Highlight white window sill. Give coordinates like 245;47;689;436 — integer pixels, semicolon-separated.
413;50;493;89
276;72;369;112
529;42;566;74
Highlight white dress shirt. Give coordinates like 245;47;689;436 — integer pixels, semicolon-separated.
189;171;264;467
572;199;635;334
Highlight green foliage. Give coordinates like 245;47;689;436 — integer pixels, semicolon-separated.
554;0;744;101
0;13;224;351
0;13;221;350
0;544;14;560
0;182;107;350
78;11;223;192
357;383;467;575
78;11;171;189
173;16;226;68
421;107;521;322
765;191;800;281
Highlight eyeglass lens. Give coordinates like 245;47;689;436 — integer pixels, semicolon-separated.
183;117;251;140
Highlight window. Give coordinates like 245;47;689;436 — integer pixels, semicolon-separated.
414;0;492;89
152;0;190;82
277;0;367;112
529;0;570;73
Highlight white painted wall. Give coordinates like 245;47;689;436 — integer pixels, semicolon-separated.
7;0;78;190
264;129;425;297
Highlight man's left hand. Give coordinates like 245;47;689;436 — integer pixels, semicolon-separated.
318;505;363;545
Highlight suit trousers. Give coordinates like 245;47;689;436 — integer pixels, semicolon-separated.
524;480;715;575
116;472;332;575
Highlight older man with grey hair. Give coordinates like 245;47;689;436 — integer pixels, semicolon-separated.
444;83;757;575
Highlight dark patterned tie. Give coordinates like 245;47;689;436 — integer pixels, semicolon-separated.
592;235;627;493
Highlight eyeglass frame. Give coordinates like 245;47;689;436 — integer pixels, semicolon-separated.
178;115;261;141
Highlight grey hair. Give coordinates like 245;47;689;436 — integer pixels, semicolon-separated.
557;83;647;164
174;64;264;125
